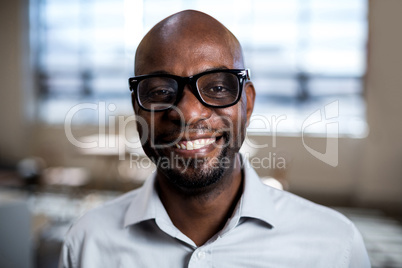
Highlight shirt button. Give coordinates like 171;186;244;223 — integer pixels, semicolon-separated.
197;251;206;260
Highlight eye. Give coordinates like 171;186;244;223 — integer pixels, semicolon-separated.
208;86;227;93
149;87;175;96
143;87;176;104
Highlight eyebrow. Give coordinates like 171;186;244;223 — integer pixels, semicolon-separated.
147;66;229;77
147;70;171;75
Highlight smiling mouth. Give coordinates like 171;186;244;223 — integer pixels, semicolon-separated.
174;138;216;150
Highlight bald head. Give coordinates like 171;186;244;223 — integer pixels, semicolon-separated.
135;10;244;75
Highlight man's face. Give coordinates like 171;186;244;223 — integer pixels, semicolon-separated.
133;34;254;191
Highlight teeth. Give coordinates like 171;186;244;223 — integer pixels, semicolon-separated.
187;141;194;150
206;139;215;145
193;140;202;146
175;138;215;151
193;143;203;150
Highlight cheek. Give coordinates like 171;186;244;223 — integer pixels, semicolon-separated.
235;100;249;139
217;102;248;135
135;111;159;142
231;98;248;124
240;97;248;120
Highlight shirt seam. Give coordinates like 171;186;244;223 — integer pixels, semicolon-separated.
340;222;355;268
66;241;78;268
284;191;355;268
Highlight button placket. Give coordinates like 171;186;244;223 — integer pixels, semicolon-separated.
188;247;210;268
197;250;206;260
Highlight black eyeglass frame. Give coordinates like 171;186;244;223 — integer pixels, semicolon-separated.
128;69;251;112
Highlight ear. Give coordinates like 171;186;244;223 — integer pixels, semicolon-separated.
244;81;256;127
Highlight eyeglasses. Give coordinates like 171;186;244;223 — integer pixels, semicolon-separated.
128;69;250;112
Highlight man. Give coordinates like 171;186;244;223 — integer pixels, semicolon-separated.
60;10;370;267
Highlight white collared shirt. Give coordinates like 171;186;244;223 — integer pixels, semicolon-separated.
59;160;370;268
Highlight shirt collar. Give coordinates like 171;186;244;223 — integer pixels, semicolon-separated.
124;172;162;227
124;154;278;229
238;158;278;228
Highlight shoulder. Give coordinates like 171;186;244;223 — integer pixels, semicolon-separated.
268;187;354;234
64;189;140;242
266;187;370;263
242;161;356;237
261;187;370;265
59;186;157;268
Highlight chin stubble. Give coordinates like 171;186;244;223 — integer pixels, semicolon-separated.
155;134;235;191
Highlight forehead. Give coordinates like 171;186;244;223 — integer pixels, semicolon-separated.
136;32;243;77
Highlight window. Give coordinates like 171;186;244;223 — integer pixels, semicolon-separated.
33;0;368;136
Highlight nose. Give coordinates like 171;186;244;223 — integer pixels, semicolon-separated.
167;85;212;125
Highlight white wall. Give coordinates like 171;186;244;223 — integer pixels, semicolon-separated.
0;0;401;211
0;0;34;165
357;0;402;208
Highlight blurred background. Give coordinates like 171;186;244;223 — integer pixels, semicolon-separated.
0;0;401;267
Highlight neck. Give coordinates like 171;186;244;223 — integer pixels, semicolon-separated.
156;154;243;246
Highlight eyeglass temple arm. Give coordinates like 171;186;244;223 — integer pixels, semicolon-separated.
245;69;251;80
